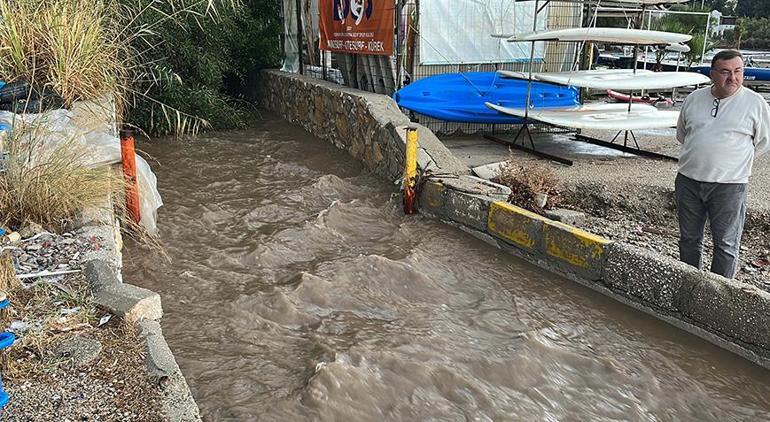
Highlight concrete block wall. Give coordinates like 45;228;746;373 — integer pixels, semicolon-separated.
61;95;201;420
259;70;770;370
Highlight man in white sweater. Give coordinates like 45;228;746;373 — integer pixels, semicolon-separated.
676;49;770;278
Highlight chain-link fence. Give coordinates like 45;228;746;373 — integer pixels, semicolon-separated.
280;1;644;135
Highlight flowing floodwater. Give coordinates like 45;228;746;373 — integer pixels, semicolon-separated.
123;114;770;421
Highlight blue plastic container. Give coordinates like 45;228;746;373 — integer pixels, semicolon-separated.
0;332;13;350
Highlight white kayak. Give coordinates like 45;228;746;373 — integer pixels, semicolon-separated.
485;102;680;130
504;28;692;45
497;69;710;90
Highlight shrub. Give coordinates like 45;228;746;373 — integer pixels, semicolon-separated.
124;0;282;136
0;0;131;109
492;159;562;212
0;124;121;229
0;0;282;136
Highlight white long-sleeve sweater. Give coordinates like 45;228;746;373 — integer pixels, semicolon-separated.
676;86;770;183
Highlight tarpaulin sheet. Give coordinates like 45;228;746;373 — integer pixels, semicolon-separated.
419;0;547;65
281;0;300;72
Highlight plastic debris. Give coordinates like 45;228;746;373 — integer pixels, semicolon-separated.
98;315;112;327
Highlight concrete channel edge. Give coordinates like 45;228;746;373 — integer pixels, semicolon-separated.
260;70;770;370
75;197;202;421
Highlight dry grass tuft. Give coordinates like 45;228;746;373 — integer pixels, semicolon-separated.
0;123;123;230
0;250;21;292
0;0;131;109
0;273;100;379
492;157;562;212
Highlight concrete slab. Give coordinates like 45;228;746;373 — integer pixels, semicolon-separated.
487;201;546;254
441;131;636;172
604;242;693;312
418;180;447;219
678;272;770;351
544;209;586;226
445;191;491;232
95;284;163;324
542;220;611;281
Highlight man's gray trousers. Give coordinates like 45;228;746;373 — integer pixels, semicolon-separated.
675;173;747;279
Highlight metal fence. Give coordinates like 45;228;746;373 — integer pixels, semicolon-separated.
410;1;583;134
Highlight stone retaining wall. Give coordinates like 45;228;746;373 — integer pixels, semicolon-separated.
259;70;469;181
259;70;770;370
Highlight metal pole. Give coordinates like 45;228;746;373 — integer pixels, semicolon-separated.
279;0;285;64
412;0;419;82
672;52;681;102
323;51;328;81
296;0;303;75
396;0;403;88
643;8;652;72
702;13;711;65
403;127;419;215
524;0;539;120
120;128;141;225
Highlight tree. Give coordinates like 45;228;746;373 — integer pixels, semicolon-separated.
122;0;282;136
734;19;746;48
736;0;769;18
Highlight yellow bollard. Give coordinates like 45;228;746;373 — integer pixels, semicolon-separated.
403;126;418;215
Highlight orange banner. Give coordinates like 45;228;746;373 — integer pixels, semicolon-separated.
320;0;394;55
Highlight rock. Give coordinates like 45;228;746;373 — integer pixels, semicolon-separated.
18;222;45;238
544;208;586;226
54;336;103;367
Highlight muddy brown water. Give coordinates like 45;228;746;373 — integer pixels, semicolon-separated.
123;114;770;421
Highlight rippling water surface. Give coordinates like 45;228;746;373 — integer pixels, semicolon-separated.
123;114;770;421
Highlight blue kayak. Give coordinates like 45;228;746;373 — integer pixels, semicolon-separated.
690;65;770;84
393;72;580;124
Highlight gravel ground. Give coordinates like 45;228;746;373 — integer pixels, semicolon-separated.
2;322;164;421
504;125;770;291
0;227;165;420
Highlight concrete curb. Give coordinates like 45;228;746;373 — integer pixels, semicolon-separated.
426;181;770;368
75;198;202;421
139;320;202;422
260;70;770;370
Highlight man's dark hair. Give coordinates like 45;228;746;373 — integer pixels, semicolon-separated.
711;49;743;67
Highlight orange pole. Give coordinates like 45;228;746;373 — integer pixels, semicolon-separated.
120;128;141;225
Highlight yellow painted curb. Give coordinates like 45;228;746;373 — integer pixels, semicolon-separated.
488;201;547;250
543;220;611;269
422;181;446;209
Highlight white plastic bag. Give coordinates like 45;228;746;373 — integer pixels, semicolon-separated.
0;101;163;235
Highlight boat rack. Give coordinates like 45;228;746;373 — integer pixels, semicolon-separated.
484;125;574;166
576;130;678;162
487;0;687;166
484;124;678;168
